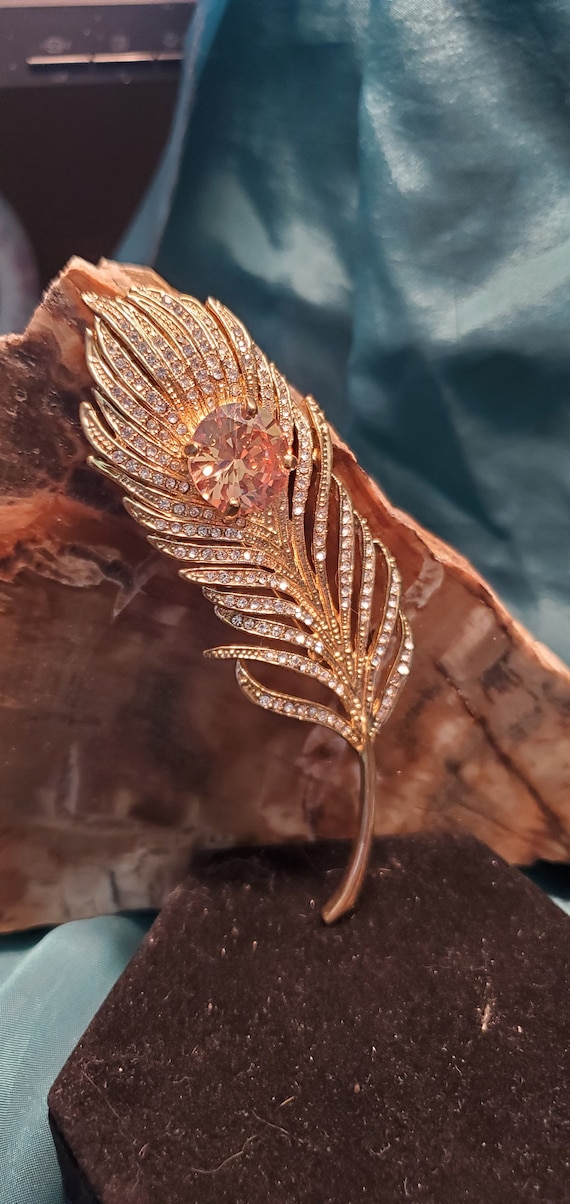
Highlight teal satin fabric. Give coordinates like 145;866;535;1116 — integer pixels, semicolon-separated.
2;1;570;1197
128;0;570;664
0;917;148;1202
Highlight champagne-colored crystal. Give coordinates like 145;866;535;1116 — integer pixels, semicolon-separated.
188;403;288;512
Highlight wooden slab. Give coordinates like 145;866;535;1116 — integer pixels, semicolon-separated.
0;257;569;932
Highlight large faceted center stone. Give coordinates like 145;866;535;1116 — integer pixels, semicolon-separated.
188;403;288;512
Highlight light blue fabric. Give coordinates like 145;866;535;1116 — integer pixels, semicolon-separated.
0;917;149;1201
0;194;39;334
120;0;229;265
150;0;570;666
2;0;570;1197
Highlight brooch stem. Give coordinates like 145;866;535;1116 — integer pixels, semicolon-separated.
321;735;376;924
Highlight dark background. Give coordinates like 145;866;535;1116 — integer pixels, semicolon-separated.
0;80;177;284
0;2;191;285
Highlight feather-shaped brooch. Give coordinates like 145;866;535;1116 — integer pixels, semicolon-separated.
80;284;413;922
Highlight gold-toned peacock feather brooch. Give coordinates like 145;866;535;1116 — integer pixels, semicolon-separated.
80;284;413;922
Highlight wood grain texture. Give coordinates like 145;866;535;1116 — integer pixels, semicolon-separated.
0;257;568;932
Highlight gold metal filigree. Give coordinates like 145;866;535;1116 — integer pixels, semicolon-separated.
80;284;413;923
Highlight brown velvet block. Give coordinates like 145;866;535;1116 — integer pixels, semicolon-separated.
48;834;570;1204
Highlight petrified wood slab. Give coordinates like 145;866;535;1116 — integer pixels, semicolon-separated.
0;257;569;932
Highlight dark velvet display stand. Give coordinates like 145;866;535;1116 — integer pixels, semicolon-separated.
49;834;570;1204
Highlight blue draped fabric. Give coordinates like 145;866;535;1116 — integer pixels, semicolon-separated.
0;918;148;1202
131;0;570;665
2;1;570;1197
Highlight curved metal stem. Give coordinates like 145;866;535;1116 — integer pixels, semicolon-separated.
321;735;376;924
